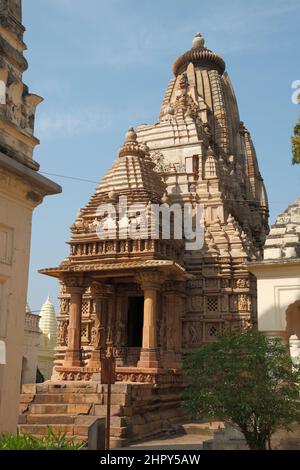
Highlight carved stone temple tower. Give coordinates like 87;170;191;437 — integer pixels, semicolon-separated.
20;34;269;446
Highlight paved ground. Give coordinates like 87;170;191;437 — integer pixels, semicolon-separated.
122;433;204;450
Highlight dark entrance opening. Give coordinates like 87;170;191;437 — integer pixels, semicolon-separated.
127;296;144;347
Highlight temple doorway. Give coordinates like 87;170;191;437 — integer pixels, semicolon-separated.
127;296;144;348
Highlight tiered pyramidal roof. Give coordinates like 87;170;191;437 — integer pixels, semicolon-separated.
264;198;300;260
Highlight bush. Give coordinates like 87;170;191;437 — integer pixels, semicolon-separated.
0;427;86;450
183;328;300;450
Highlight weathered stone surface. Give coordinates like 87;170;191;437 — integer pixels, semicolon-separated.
19;404;29;414
27;414;75;425
22;384;37;395
18;414;27;425
29;403;91;415
103;393;131;406
37;392;102;405
36;383;49;393
19;424;74;436
19;393;35;404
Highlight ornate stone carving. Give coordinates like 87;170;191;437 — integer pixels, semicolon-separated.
205;322;222;341
136;270;165;289
187;279;203;289
5;81;43;135
91;324;101;349
62;275;87;290
81;324;89;343
183;321;202;345
236;278;250;288
189;296;203;312
221;278;231;288
238;294;251;311
116;318;126;346
57;321;68;346
59;297;70;315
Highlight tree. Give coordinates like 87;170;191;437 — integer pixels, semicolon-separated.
183;328;300;450
292;117;300;164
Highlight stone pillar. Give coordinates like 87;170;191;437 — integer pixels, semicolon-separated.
163;282;185;369
137;272;163;369
63;277;86;368
115;294;127;366
88;283;107;369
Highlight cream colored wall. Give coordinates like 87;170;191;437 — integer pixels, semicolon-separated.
0;170;38;434
253;264;300;333
22;329;40;385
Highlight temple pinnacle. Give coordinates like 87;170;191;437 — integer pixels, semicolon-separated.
125;127;137;143
192;32;205;49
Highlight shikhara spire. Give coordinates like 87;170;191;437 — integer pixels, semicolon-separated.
0;1;23;39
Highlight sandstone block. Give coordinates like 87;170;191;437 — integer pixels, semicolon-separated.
103;393;131;406
22;384;36;394
67;404;92;414
93;404;123;417
19;393;35;404
30;404;68;414
27;414;75;425
18;424;74;436
110;426;128;438
19;404;29;414
36;383;50;393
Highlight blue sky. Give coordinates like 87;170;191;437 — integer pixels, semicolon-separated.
23;0;300;313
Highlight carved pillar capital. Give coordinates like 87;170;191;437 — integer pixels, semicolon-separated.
136;270;165;290
90;281;106;299
62;274;88;293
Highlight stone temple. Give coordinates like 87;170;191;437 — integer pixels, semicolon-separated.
20;33;269;446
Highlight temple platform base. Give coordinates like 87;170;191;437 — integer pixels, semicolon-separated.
18;378;187;448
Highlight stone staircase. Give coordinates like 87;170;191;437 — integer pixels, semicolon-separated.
18;382;126;447
18;381;187;448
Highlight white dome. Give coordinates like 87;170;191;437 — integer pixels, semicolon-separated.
39;296;57;344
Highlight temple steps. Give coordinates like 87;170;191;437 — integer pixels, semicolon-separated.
18;382;106;446
27;403;93;415
28;393;102;405
26;414;76;425
18;381;187;448
18;424;75;437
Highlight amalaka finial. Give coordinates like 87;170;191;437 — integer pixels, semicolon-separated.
125;127;137;143
192;32;205;49
119;127;145;158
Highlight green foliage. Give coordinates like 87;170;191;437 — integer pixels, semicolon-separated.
292;118;300;164
183;328;300;450
0;427;86;450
